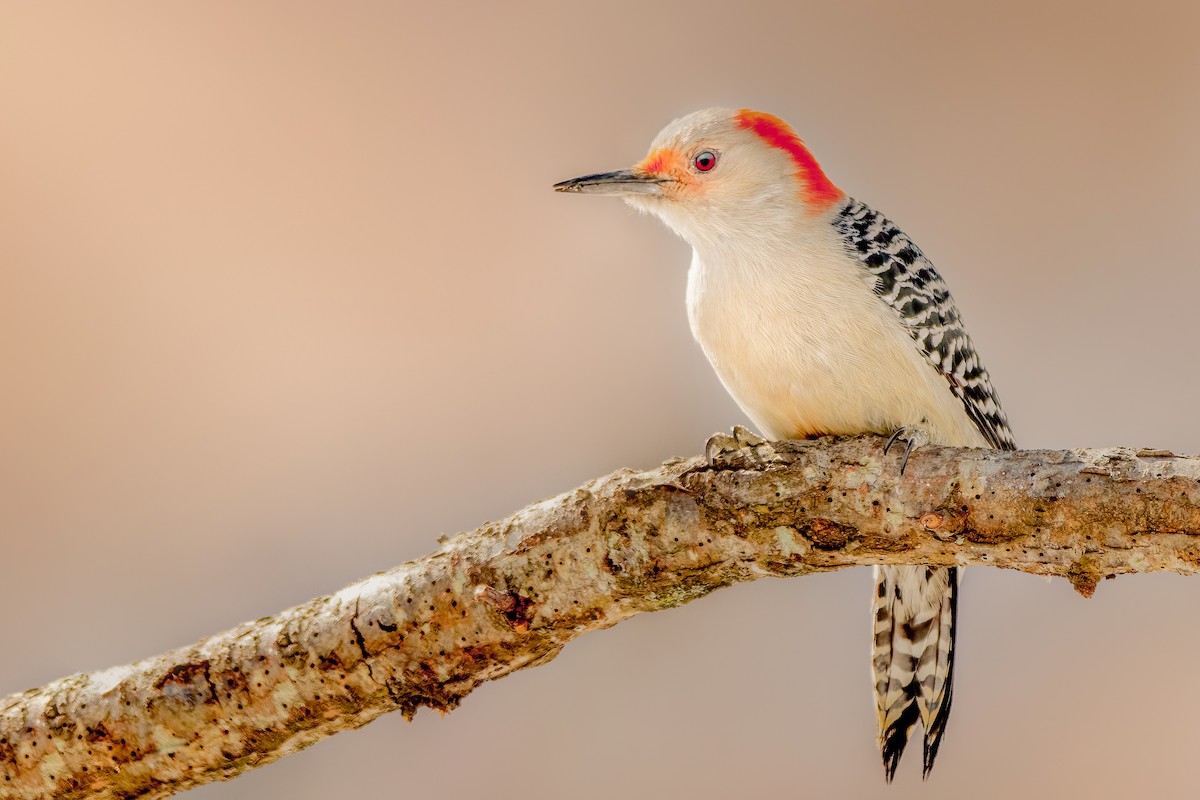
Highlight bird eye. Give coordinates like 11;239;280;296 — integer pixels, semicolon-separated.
693;150;718;172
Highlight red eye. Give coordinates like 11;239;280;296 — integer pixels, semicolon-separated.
693;150;718;172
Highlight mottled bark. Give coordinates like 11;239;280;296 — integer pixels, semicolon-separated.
3;434;1199;799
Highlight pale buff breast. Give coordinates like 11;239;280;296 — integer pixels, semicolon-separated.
685;229;990;449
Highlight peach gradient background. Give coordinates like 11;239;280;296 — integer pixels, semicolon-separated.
2;3;1199;798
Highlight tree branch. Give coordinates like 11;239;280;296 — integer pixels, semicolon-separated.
4;435;1199;799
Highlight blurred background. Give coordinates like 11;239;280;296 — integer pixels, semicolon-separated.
2;2;1198;797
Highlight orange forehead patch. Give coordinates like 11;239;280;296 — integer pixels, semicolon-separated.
735;109;844;211
637;148;687;179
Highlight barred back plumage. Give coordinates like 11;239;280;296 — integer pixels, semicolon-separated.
834;198;1015;780
834;200;1014;451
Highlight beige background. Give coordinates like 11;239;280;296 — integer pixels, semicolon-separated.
2;2;1199;798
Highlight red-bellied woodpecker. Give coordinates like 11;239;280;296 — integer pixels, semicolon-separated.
555;108;1014;781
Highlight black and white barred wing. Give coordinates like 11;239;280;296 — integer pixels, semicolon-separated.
834;199;1015;452
833;198;1015;780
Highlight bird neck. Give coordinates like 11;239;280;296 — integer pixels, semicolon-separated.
681;195;849;279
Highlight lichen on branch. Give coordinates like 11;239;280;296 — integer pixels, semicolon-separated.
2;435;1199;799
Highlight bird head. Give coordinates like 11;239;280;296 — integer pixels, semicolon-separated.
555;108;844;246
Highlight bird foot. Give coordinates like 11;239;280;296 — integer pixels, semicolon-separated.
702;425;784;470
883;426;929;475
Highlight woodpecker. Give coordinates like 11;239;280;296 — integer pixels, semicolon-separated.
555;108;1014;780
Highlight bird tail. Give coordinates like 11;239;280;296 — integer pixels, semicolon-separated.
871;564;958;781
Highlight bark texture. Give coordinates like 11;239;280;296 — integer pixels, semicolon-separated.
3;435;1200;799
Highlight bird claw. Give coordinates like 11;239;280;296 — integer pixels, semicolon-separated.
701;425;783;470
883;426;929;475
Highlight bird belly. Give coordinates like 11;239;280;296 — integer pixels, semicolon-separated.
686;245;989;449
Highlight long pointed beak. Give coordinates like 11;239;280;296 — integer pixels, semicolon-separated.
553;169;667;196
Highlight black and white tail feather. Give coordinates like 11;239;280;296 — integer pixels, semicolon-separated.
835;199;1015;780
873;565;958;781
